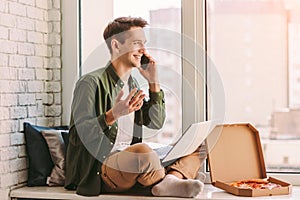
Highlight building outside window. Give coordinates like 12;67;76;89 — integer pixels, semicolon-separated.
206;0;300;173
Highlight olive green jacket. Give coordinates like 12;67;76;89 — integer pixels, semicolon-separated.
64;62;166;196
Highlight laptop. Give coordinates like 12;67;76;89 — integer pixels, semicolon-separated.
148;120;216;167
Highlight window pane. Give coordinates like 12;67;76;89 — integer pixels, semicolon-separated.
207;0;300;173
114;0;182;144
80;0;113;75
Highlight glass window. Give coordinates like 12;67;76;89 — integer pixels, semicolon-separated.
80;0;182;144
206;0;300;173
113;0;182;144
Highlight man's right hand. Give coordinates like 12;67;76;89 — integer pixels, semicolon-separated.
105;88;145;126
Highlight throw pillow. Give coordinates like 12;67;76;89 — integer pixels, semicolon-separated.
41;130;66;186
23;122;68;186
61;130;69;150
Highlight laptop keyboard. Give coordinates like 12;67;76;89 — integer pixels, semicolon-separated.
153;145;173;160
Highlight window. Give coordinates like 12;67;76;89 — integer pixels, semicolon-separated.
206;0;300;177
114;0;182;144
63;0;299;185
80;0;183;144
64;0;205;144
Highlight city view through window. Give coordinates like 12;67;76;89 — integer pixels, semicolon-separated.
114;0;182;144
207;0;300;173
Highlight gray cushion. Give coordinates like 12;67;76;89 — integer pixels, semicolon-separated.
24;122;69;186
41;130;67;186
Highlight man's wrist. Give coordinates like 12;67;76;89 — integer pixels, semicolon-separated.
148;83;160;93
105;109;116;126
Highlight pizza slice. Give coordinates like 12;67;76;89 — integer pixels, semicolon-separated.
230;179;281;190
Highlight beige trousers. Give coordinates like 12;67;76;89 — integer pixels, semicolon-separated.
101;143;206;192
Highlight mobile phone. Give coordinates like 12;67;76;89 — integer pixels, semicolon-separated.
141;54;150;69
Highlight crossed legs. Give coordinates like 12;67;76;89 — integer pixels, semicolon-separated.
101;143;206;197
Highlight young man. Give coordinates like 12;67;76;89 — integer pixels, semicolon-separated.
65;17;204;198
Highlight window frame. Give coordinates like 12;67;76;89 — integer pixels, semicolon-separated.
61;0;80;124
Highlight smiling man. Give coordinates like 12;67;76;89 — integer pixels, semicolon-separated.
64;17;204;198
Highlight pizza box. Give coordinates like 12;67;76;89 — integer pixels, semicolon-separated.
206;123;292;197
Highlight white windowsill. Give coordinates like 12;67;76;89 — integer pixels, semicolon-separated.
10;184;299;200
197;184;298;199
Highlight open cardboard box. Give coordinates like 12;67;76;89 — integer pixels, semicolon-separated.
206;123;292;197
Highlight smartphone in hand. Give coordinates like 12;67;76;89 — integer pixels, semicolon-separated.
141;54;150;69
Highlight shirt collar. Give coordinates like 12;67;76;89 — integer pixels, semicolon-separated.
106;61;135;89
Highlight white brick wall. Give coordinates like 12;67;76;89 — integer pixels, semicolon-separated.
53;0;60;9
0;94;18;107
10;29;27;42
18;68;35;80
28;31;44;44
0;135;10;147
35;21;49;33
36;93;54;104
0;13;16;27
18;0;35;6
47;10;61;21
16;17;34;30
27;80;44;92
0;54;8;66
18;93;36;106
35;44;51;57
36;68;51;80
0;147;18;161
27;7;44;20
0;189;9;200
9;55;26;67
0;27;8;39
0;161;10;174
0;0;62;199
0;120;18;134
27;56;43;68
0;108;10;120
0;67;17;80
18;43;35;56
47;57;61;68
0;1;8;13
36;0;50;10
0;40;17;54
9;2;26;17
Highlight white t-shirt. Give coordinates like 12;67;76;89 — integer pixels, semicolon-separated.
111;81;134;152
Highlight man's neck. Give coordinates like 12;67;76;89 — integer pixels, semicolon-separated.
111;59;132;82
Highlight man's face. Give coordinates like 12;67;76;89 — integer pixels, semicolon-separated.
118;27;147;68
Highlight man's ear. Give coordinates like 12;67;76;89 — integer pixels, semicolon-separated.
111;39;120;53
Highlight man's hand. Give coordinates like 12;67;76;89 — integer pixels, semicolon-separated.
137;52;160;92
105;88;145;126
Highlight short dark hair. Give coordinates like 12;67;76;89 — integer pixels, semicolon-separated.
103;17;148;54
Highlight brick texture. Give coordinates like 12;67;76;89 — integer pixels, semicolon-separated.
0;0;62;198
